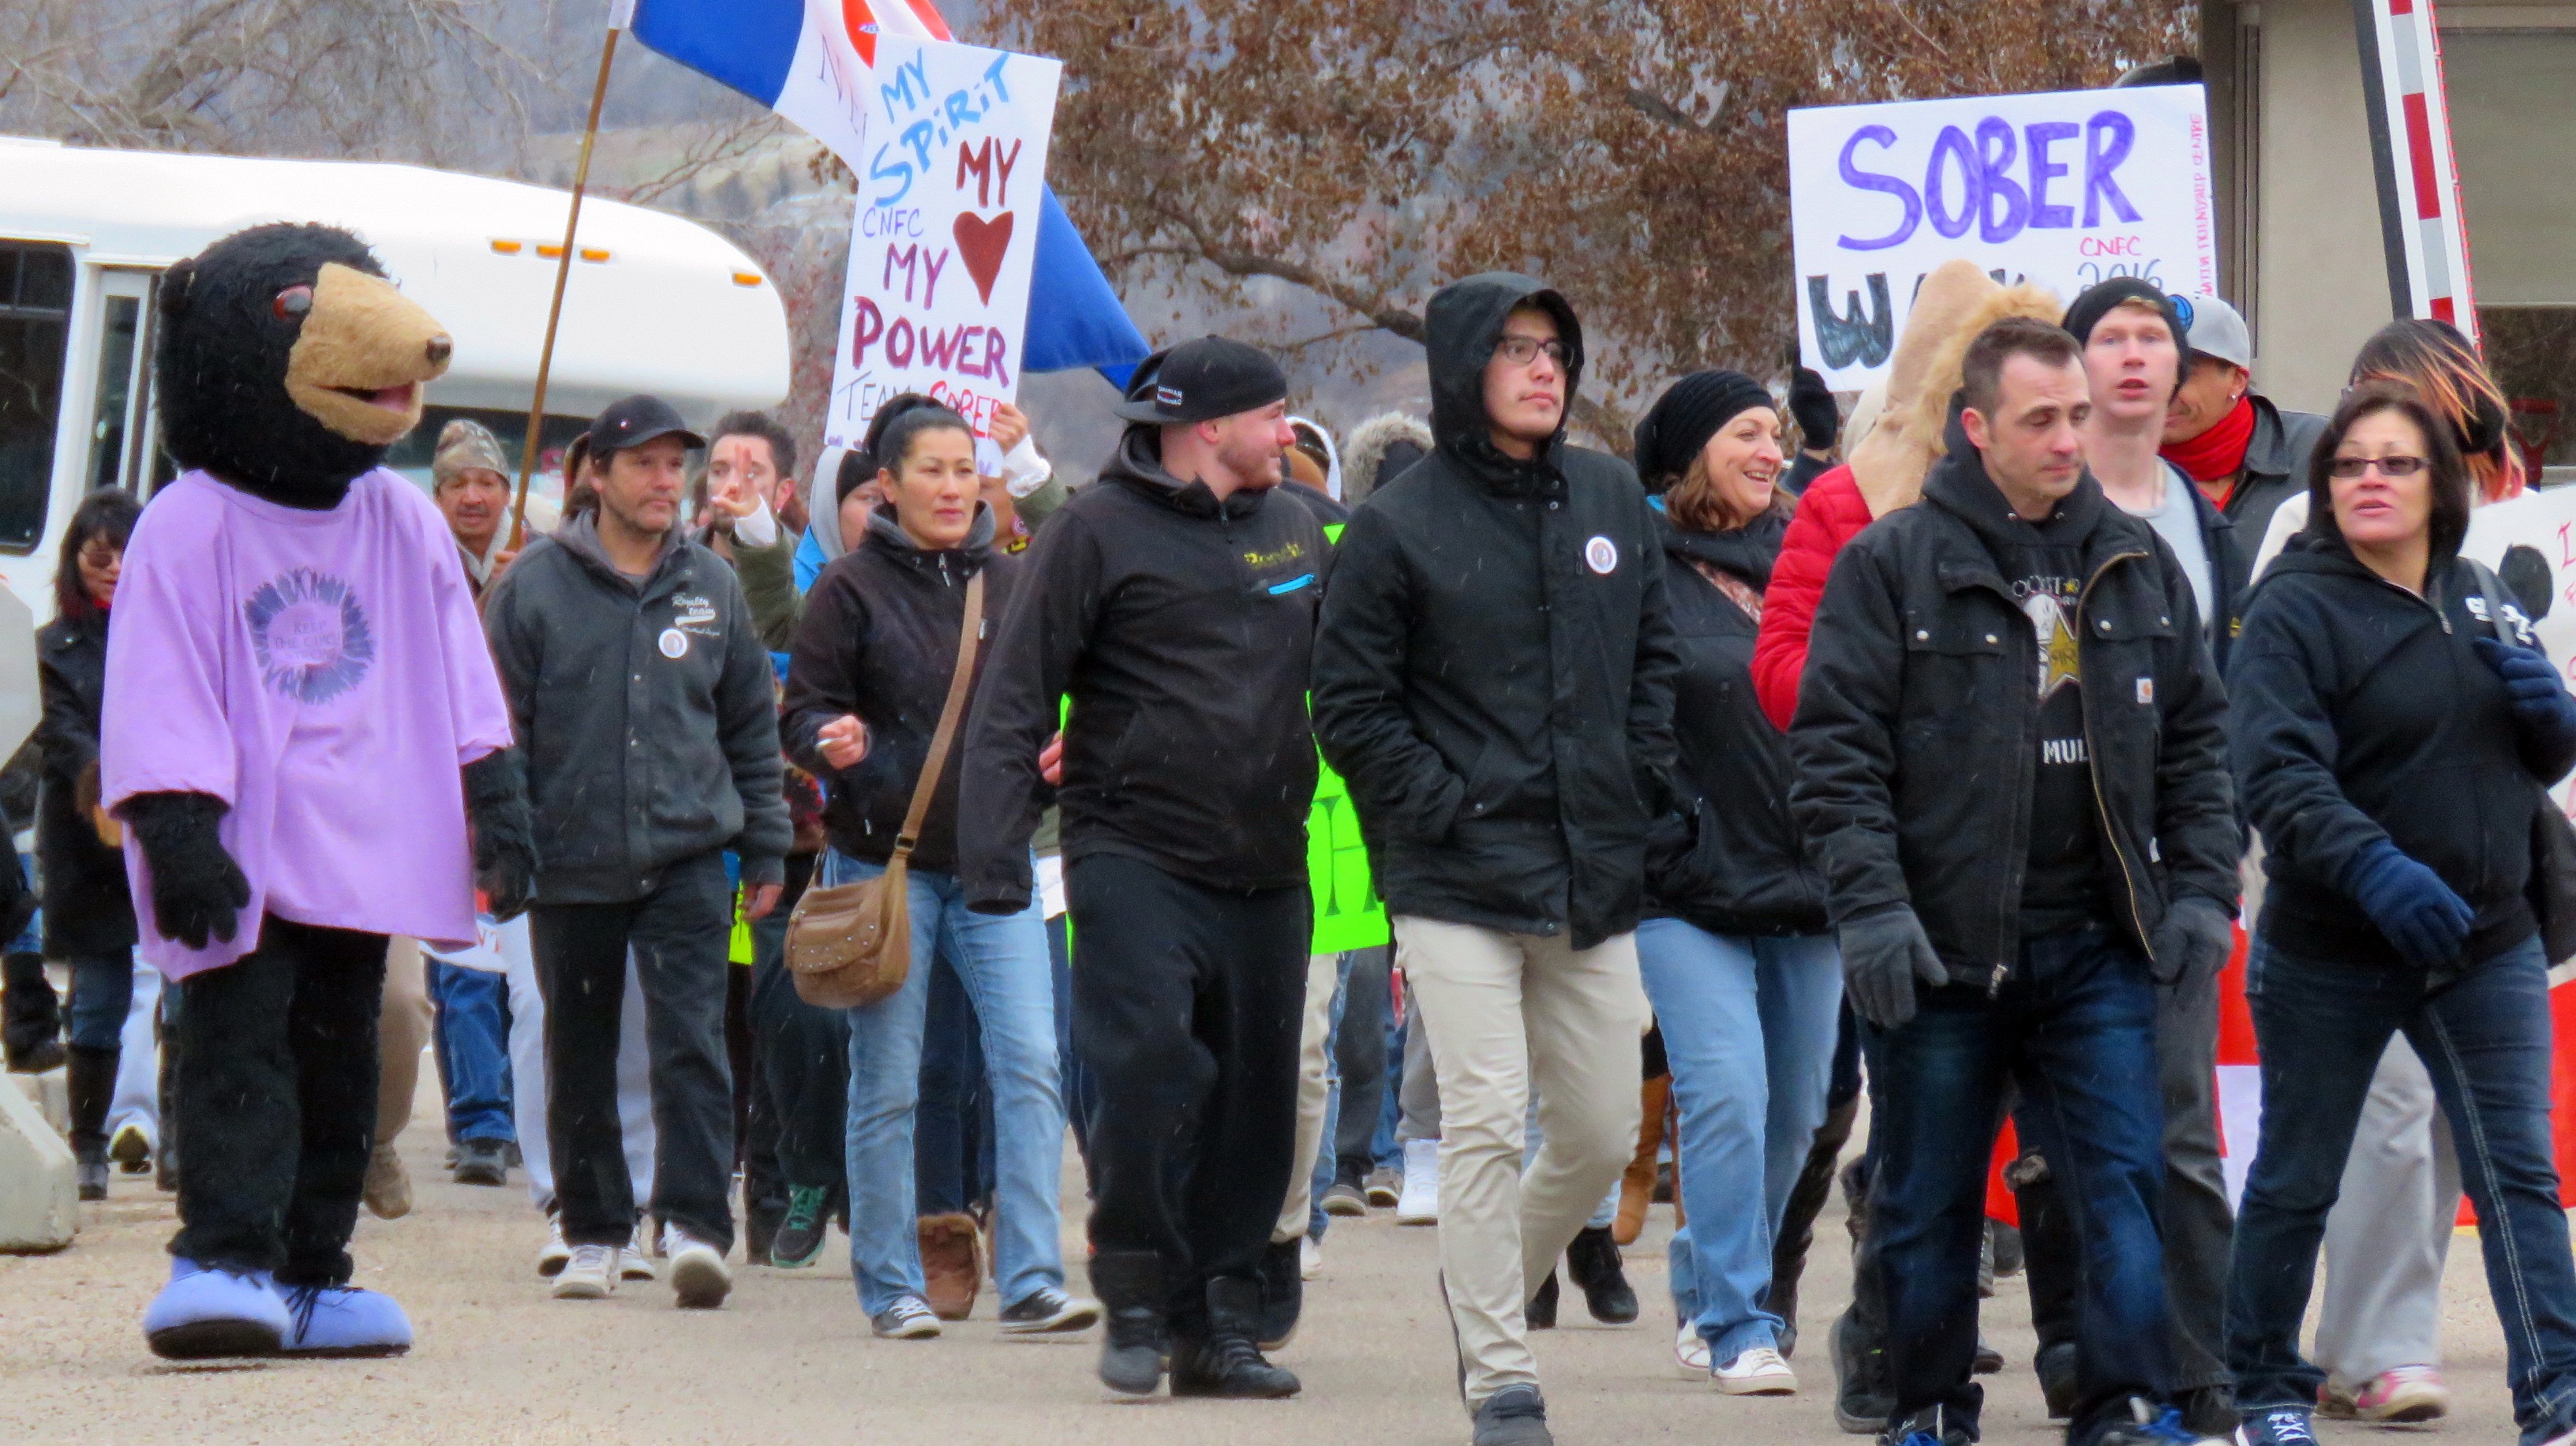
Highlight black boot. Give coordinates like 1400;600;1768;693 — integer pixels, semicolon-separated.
1088;1250;1168;1395
66;1043;115;1201
1769;1092;1859;1358
1563;1224;1638;1324
1255;1236;1301;1350
1834;1159;1895;1435
1526;1270;1559;1329
1171;1276;1299;1399
2;949;62;1073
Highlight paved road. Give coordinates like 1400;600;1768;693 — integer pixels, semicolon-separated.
0;1077;2525;1445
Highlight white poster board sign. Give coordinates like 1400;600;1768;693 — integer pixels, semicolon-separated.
1788;84;2218;390
2467;488;2576;799
823;37;1062;450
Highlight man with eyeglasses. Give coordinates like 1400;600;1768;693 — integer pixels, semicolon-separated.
1314;275;1680;1446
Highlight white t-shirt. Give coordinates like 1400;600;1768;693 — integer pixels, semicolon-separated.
2119;461;2216;629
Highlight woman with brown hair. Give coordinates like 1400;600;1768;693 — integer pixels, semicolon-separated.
1629;370;1839;1395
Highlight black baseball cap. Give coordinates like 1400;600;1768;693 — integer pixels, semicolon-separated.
588;394;706;456
1113;336;1289;425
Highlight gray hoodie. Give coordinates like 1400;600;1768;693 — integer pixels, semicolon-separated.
484;511;789;902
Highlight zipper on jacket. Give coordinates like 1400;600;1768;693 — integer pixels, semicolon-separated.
2076;549;2153;958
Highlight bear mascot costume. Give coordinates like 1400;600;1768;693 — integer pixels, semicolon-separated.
102;222;534;1360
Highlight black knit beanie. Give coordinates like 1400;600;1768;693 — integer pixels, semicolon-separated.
1632;370;1776;492
2061;278;2192;367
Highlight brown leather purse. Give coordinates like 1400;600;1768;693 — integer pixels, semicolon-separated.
787;571;983;1009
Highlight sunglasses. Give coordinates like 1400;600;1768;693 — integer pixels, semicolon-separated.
2327;455;2427;479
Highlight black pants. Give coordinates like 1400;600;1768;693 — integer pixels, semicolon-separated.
1331;943;1391;1182
531;852;736;1252
170;915;388;1286
747;856;846;1195
1069;853;1306;1322
916;955;996;1214
2;946;58;1061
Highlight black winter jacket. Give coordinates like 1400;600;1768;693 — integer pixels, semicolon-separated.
2215;396;2327;598
484;513;790;902
782;504;1017;874
1312;272;1681;950
1788;440;2238;983
2229;535;2571;968
958;426;1325;912
34;614;134;957
1646;508;1826;938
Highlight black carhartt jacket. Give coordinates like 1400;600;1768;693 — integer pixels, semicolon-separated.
958;425;1325;912
1788;436;2238;983
1312;272;1680;950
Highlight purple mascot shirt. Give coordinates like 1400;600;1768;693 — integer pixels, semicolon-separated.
101;469;515;979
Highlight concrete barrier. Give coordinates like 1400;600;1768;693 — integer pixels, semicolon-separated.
0;1077;77;1252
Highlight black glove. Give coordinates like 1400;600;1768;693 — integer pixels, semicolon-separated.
2344;838;2475;971
1837;903;1948;1031
2473;635;2576;760
122;791;251;950
2151;894;2234;991
463;748;537;923
1789;366;1840;453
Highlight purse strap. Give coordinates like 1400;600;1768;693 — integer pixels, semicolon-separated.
890;570;985;860
2463;558;2520;648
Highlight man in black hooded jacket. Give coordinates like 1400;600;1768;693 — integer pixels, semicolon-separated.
1789;318;2238;1446
1312;274;1679;1446
960;335;1319;1403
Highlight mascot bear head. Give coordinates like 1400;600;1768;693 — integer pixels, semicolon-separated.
154;223;454;509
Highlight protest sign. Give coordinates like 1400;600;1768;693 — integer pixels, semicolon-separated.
823;36;1062;448
1787;84;2217;390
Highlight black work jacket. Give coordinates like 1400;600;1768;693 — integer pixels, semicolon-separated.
1788;440;2239;983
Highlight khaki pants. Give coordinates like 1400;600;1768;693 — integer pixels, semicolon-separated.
375;938;432;1148
1398;916;1643;1406
1275;952;1343;1242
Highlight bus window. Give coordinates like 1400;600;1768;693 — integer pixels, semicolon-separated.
0;241;72;553
88;293;140;492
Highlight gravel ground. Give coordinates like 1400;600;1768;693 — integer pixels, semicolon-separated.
0;1067;2523;1446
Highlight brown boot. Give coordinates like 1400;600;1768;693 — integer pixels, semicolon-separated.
1615;1073;1671;1246
918;1212;983;1321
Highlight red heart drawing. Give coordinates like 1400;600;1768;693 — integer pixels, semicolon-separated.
952;211;1015;307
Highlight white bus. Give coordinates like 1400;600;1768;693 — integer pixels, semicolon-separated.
0;136;791;623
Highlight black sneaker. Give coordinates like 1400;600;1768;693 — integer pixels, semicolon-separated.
1831;1306;1893;1434
1255;1237;1301;1350
1170;1332;1301;1399
1320;1181;1368;1216
2173;1384;2238;1437
998;1287;1102;1335
1878;1405;1971;1446
2091;1396;2228;1444
1526;1271;1559;1330
1972;1334;2002;1375
2231;1406;2319;1446
453;1138;509;1186
1564;1225;1638;1324
1472;1385;1553;1446
769;1186;829;1268
2036;1339;2080;1419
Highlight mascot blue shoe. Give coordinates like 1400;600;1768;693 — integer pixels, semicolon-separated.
279;1283;414;1358
143;1258;289;1359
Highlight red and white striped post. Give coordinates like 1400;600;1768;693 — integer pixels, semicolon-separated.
2349;0;2481;341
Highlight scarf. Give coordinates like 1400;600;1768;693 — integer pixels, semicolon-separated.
2161;395;2256;485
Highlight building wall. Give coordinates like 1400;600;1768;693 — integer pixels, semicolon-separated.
2447;28;2576;307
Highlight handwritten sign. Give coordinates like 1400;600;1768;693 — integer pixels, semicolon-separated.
823;36;1062;449
1787;84;2216;390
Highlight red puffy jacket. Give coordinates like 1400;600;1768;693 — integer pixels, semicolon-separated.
1752;463;1876;731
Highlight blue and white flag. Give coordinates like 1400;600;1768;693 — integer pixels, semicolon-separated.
622;0;1148;380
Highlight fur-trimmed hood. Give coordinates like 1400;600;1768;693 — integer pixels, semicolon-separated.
1845;260;2061;520
1342;411;1434;506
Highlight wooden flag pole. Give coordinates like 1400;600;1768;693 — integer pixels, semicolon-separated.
509;17;623;550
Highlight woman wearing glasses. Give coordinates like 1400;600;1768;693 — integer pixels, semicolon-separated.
2222;380;2576;1446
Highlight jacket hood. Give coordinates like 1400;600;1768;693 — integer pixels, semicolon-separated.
552;509;681;593
1657;504;1788;593
1098;422;1276;519
1342;411;1434;505
1847;260;2061;521
1920;421;2110;554
1424;272;1585;493
862;496;997;569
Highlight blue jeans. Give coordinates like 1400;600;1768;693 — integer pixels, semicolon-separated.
1872;923;2170;1440
1636;920;1843;1361
829;850;1066;1315
429;958;514;1143
1309;953;1354;1242
2228;932;2576;1444
915;955;994;1215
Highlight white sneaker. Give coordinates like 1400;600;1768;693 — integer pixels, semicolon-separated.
1675;1323;1711;1375
535;1216;572;1277
1713;1344;1797;1395
551;1242;616;1299
662;1223;732;1309
1300;1234;1322;1280
1395;1137;1440;1225
620;1228;657;1281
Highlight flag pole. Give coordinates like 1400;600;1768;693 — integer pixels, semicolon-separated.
509;6;627;550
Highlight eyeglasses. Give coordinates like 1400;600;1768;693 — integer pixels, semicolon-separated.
1493;335;1569;368
2327;455;2428;478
